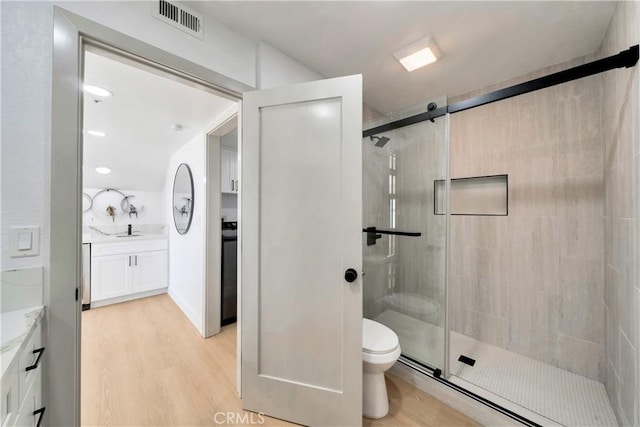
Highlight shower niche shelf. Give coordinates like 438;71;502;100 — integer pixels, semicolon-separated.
434;174;508;216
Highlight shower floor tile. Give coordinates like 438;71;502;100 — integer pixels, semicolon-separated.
451;333;617;427
375;309;617;427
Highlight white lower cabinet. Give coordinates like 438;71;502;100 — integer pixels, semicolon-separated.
91;239;168;304
1;367;19;427
91;253;132;300
131;250;167;292
14;370;42;427
1;310;45;427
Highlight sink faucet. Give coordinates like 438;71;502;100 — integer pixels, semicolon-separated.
128;224;132;236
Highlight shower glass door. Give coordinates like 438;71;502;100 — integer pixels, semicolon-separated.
363;102;448;371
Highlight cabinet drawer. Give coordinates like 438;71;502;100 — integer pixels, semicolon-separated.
17;327;42;406
92;239;168;257
1;366;19;427
14;370;42;427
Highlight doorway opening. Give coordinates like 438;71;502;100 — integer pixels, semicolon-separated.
79;43;241;424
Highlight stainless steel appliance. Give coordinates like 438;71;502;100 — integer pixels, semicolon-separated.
82;243;91;310
221;221;237;325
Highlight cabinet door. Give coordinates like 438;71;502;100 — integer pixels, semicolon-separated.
91;254;132;301
1;365;19;427
18;325;42;407
132;250;167;292
221;148;233;193
222;147;239;193
15;369;42;427
231;149;239;193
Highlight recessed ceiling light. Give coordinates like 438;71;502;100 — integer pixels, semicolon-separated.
394;37;441;72
86;130;107;137
95;166;111;175
84;85;113;97
171;124;184;131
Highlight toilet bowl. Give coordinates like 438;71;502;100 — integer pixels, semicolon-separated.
362;318;401;419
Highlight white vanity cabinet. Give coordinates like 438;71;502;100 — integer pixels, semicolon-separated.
221;147;239;194
91;238;168;306
1;307;45;427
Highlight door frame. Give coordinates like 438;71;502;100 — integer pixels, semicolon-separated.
51;7;250;426
204;111;239;338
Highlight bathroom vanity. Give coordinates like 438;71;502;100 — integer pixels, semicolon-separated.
90;237;168;307
1;306;46;427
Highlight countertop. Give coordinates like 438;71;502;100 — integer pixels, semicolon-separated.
83;233;168;244
1;305;45;379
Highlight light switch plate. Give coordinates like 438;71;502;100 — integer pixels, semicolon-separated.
17;232;33;250
9;226;40;257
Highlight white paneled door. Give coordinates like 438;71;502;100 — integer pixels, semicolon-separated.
242;75;363;426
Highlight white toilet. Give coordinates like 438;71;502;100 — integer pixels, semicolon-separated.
362;318;401;419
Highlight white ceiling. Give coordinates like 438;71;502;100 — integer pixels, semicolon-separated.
193;1;616;114
83;51;235;192
83;2;617;189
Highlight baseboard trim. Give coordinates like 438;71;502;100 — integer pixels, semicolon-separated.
167;288;203;335
91;288;167;308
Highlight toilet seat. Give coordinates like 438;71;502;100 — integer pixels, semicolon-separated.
363;318;399;355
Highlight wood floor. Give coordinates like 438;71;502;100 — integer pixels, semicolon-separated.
81;294;478;426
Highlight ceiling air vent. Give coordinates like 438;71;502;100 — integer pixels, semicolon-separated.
152;0;204;40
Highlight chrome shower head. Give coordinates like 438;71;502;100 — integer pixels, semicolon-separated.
370;135;390;147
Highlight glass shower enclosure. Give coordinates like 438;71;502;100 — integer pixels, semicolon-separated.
363;89;618;427
363;105;449;372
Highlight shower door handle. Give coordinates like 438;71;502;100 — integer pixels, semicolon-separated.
363;227;422;246
365;230;383;246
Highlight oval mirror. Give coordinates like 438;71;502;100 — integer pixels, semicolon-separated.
172;163;194;235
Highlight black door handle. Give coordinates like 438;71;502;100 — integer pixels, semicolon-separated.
344;268;358;283
33;407;45;427
25;347;45;372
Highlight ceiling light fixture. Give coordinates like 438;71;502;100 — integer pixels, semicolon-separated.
95;166;112;175
86;130;107;137
394;37;441;72
84;85;113;97
171;124;184;131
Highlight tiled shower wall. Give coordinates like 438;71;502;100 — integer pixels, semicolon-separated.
601;2;640;425
448;59;606;381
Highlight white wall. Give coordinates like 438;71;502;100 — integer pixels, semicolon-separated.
165;133;206;333
60;1;257;88
83;188;166;227
257;42;323;89
1;2;52;273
